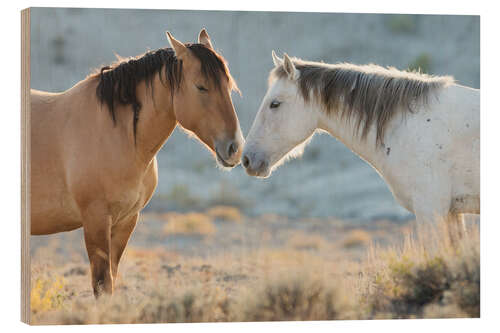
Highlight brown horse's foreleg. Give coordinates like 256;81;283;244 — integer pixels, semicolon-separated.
83;212;113;297
110;214;138;283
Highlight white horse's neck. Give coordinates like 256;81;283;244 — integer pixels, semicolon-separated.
316;107;387;171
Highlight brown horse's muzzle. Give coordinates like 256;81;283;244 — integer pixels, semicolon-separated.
215;135;244;168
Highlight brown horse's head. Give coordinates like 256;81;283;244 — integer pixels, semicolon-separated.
166;30;244;168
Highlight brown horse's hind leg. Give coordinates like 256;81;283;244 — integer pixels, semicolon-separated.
110;214;138;284
83;212;113;297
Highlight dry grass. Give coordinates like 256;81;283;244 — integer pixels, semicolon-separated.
162;212;216;236
31;275;66;314
160;184;201;209
206;205;243;223
209;181;250;208
287;231;326;251
342;229;372;249
30;214;479;324
237;272;354;321
358;222;480;319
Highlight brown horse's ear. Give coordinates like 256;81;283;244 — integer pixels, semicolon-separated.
166;31;188;57
283;53;299;80
198;28;214;49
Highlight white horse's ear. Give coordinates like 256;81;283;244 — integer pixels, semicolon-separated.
198;28;214;49
166;31;187;57
272;50;283;67
283;53;299;80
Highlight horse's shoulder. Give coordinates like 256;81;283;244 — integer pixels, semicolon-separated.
144;157;159;188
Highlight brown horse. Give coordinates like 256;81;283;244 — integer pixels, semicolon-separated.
30;29;244;297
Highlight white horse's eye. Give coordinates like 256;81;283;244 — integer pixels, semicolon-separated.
270;100;281;109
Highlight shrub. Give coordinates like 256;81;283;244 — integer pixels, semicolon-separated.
163;212;216;236
408;53;432;73
31;276;66;314
361;224;479;318
387;15;417;34
209;182;250;208
138;286;232;323
206;205;243;223
239;274;353;321
342;229;372;249
287;232;326;251
163;184;200;209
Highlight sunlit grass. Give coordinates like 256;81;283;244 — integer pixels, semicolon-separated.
287;231;326;251
358;221;479;318
31;276;66;314
342;229;372;249
206;205;243;223
163;212;216;236
30;213;479;324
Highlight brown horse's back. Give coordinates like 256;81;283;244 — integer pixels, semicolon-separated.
30;81;160;235
31;89;83;234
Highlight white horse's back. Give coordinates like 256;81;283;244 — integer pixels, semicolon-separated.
381;84;479;217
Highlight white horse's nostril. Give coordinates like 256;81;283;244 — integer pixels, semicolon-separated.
258;159;268;172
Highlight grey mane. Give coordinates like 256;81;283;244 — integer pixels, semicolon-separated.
270;58;454;146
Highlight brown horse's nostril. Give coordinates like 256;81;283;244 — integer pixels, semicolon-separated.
228;141;237;158
242;155;250;168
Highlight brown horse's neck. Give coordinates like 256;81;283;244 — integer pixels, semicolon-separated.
130;73;178;166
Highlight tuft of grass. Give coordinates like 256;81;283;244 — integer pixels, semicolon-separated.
387;15;417;34
31;276;66;314
209;182;250;208
206;206;243;223
51;35;66;65
138;286;232;323
32;286;232;324
162;184;200;209
192;159;211;174
408;53;432;73
239;273;353;321
342;229;372;249
163;212;216;236
287;232;326;251
360;223;479;318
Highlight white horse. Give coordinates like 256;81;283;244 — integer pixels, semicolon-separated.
242;52;479;238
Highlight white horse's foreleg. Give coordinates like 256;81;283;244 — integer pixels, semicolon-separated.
447;212;466;245
415;209;459;247
414;198;466;247
413;191;450;226
413;191;457;244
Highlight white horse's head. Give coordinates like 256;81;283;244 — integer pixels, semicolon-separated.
242;52;319;178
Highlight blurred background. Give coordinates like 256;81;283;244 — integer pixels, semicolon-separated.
30;8;479;256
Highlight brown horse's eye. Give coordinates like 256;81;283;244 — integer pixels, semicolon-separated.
197;85;208;92
270;100;281;109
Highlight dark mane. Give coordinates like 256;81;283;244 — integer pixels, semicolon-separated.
93;44;236;141
271;58;454;146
